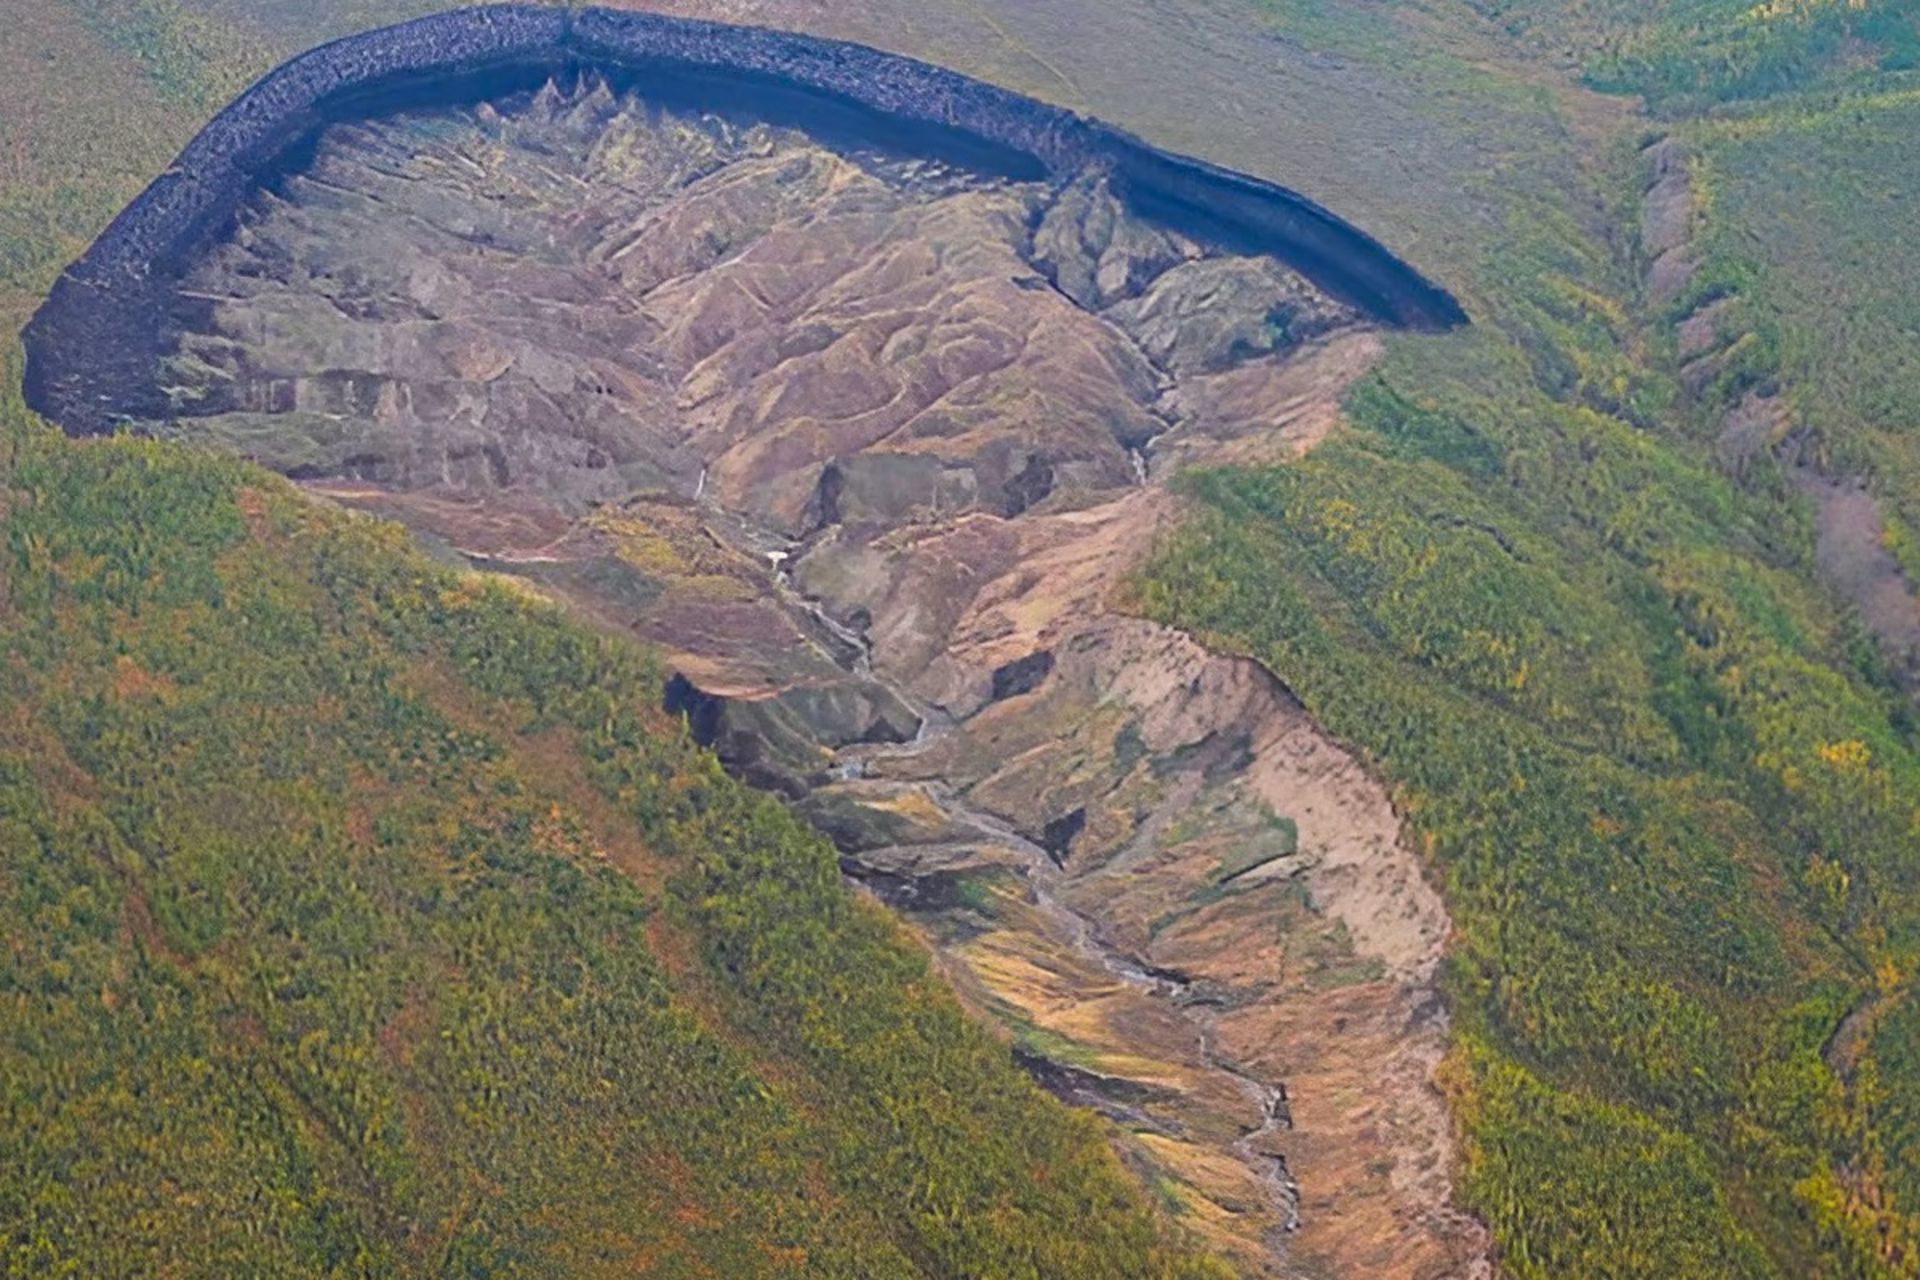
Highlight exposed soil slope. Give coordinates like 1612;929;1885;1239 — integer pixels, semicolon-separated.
21;3;1464;439
54;78;1485;1276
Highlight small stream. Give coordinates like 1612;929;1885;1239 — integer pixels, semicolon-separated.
749;536;1306;1236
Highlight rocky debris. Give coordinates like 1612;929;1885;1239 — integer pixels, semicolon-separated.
769;431;1477;1274
1789;450;1920;686
1646;139;1765;434
1676;295;1732;360
1031;173;1192;311
664;671;921;796
1714;389;1789;473
1107;257;1354;377
1641;136;1699;306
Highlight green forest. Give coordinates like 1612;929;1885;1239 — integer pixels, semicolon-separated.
1481;0;1920;109
1137;2;1920;1275
0;387;1227;1276
6;0;1920;1276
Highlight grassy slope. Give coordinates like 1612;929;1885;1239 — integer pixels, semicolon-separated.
0;389;1228;1278
1131;2;1920;1278
1479;0;1920;109
1663;25;1920;1261
1677;85;1920;586
0;5;1226;1275
0;0;258;334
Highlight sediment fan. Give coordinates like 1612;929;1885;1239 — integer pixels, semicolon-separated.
21;3;1465;436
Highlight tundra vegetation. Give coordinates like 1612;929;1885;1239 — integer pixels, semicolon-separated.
5;0;1920;1277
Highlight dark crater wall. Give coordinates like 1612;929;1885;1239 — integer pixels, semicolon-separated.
21;3;1465;435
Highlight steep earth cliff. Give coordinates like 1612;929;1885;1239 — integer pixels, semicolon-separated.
21;3;1462;439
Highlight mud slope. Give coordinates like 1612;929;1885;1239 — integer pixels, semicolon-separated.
21;45;1484;1280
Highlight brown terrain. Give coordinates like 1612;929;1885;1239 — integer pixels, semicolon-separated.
151;81;1488;1276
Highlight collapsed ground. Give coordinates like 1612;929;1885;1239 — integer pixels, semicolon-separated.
122;79;1482;1276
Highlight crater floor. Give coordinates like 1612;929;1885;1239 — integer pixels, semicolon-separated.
152;79;1486;1277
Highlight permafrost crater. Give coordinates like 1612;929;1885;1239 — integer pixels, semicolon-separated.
24;8;1486;1276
